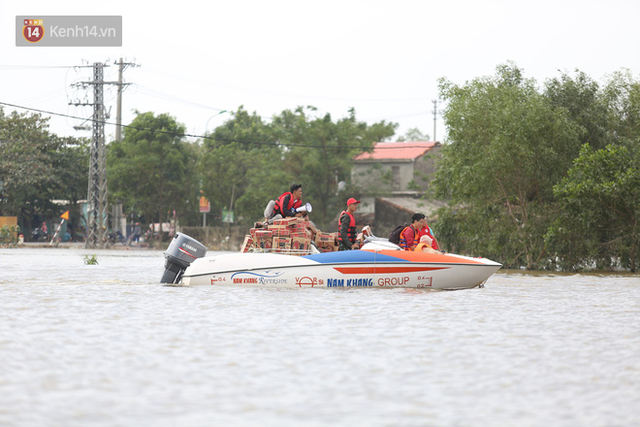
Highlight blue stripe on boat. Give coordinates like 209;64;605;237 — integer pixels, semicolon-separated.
302;251;409;263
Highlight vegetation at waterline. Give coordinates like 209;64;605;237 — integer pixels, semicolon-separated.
434;62;640;271
83;254;99;265
0;224;20;247
1;62;639;271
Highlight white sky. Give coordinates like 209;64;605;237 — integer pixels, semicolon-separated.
2;0;639;143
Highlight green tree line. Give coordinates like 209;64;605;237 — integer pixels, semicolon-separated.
0;109;89;238
106;106;396;230
2;62;639;272
0;105;396;237
434;62;640;272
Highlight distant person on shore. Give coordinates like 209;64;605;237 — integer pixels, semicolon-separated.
132;222;141;243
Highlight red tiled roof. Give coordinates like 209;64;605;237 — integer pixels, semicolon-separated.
353;141;438;161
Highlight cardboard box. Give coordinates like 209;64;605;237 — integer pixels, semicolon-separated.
268;227;291;237
317;243;337;253
272;237;291;252
290;222;308;233
291;237;311;254
240;235;254;253
315;232;334;245
254;230;273;250
305;221;319;234
272;217;299;226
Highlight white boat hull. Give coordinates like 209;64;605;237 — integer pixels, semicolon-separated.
180;249;501;290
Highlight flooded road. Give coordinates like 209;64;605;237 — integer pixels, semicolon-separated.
1;248;639;426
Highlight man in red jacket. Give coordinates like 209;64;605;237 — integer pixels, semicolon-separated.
399;213;425;251
264;184;304;224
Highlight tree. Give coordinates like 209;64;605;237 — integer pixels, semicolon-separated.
200;106;396;228
549;144;640;272
544;70;608;150
434;62;582;268
0;109;87;235
270;107;396;227
107;111;197;231
200;107;286;225
397;127;430;142
0;110;56;219
546;70;640;272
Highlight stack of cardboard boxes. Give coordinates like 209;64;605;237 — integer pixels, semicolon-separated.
241;217;339;255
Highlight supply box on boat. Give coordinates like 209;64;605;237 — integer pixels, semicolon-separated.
241;217;338;254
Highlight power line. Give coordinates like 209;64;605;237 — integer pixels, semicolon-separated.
0;100;432;150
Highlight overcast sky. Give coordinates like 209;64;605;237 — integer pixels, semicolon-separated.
2;0;639;143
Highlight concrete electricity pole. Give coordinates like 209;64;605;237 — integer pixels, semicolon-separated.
115;58;137;142
432;99;439;142
85;62;108;248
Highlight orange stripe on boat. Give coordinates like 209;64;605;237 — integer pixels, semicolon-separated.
371;250;489;264
333;266;449;274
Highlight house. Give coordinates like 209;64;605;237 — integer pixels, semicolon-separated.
351;141;441;192
349;141;443;235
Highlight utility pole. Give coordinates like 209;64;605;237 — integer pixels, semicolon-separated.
116;59;123;142
115;58;137;142
85;62;108;249
432;99;438;142
70;60;137;248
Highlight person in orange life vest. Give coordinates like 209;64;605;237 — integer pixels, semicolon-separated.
273;184;304;218
415;235;442;254
418;217;440;251
338;197;360;251
399;213;425;250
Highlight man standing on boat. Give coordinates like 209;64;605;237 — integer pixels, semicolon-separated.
338;198;360;251
399;213;425;251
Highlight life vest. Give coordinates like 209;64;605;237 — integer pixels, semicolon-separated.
399;226;419;250
415;243;438;254
273;192;302;217
337;210;357;243
419;225;440;251
415;243;430;252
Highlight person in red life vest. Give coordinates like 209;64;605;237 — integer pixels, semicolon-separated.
338;197;360;251
418;216;440;251
399;213;425;251
272;184;304;219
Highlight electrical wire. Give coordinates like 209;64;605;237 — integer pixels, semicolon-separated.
0;100;434;150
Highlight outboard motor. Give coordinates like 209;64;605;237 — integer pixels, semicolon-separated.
161;233;207;284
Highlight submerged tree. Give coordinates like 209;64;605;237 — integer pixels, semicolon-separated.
546;70;640;272
549;144;640;272
434;62;582;268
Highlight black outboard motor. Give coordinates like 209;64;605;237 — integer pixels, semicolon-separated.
161;233;207;284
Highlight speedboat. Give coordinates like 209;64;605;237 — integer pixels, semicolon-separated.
160;233;502;290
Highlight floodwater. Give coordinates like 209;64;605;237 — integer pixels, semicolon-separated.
1;248;639;427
